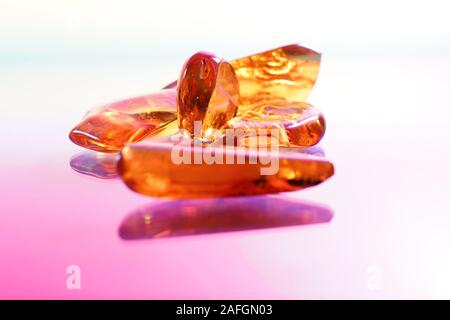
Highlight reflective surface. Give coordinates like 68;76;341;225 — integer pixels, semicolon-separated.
2;55;450;299
119;196;333;239
70;151;119;179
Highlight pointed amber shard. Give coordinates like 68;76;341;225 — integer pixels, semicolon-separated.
69;90;177;152
177;52;240;140
231;44;321;108
227;101;325;147
118;140;334;198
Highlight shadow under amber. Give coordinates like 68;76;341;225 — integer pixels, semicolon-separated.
119;195;333;240
70;151;119;179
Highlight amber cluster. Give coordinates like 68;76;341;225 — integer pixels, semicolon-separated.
69;44;333;198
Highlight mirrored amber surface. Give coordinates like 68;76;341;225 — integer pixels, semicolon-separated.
118;140;334;198
119;196;333;239
227;101;325;147
177;52;240;140
69;90;177;152
70;151;118;179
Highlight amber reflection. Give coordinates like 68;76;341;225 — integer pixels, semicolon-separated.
70;151;118;179
119;196;333;239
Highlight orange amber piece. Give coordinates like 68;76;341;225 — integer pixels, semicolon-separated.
177;52;240;141
69;90;177;152
231;44;321;108
118;140;334;198
227;101;325;147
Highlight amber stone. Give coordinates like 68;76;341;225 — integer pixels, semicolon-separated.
227;101;325;147
118;140;334;198
231;44;321;108
119;196;333;239
169;44;320;106
177;52;240;141
69;90;177;152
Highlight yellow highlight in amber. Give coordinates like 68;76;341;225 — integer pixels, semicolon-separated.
231;44;321;108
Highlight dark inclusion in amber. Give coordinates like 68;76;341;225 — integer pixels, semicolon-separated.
118;140;334;199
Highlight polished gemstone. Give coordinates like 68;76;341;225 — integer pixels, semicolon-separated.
118;140;334;198
231;44;321;108
169;44;321;107
177;52;240;141
69;90;177;152
119;196;333;239
227;101;325;147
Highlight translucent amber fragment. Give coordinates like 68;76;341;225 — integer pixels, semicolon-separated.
119;196;333;239
177;52;240;140
227;101;325;147
118;141;334;198
231;44;321;107
69;90;177;152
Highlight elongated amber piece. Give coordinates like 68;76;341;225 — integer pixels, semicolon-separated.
177;52;240;141
118;140;334;198
69;90;177;152
231;44;320;108
227;101;325;147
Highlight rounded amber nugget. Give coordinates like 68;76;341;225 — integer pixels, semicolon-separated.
177;52;240;141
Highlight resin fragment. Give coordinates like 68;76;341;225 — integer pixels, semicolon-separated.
231;44;321;108
119;196;333;239
227;101;325;147
69;90;177;152
118;140;334;198
167;44;321;107
177;52;240;141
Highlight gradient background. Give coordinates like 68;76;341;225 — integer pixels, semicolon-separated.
1;0;450;299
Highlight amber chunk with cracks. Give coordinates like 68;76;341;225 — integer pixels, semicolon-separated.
118;140;334;198
69;90;177;152
177;52;240;141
